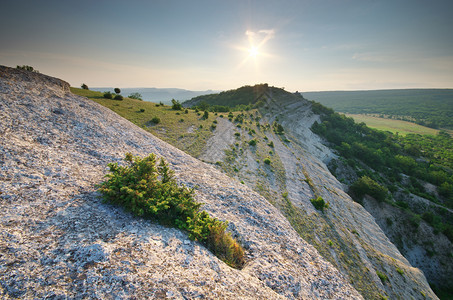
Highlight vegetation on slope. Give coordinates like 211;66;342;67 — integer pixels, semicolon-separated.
304;89;453;129
183;84;269;110
71;87;231;158
311;101;453;295
311;102;453;237
98;153;245;269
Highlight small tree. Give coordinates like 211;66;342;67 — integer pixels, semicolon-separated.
81;83;89;90
128;92;142;100
114;94;123;100
114;88;121;94
171;99;182;110
203;110;209;120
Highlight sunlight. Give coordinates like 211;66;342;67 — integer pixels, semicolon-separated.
248;46;259;58
235;29;275;69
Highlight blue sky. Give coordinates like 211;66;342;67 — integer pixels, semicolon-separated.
1;0;452;91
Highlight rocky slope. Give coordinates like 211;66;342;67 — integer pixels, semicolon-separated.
0;66;365;298
196;86;438;299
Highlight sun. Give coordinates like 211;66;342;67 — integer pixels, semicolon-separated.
248;46;259;58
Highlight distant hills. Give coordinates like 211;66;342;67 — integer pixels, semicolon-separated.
90;87;219;105
302;89;453;130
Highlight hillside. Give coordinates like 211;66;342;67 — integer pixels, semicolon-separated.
182;84;288;109
0;66;368;298
77;82;440;299
303;89;453;129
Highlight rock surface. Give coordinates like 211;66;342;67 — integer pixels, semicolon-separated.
0;66;363;298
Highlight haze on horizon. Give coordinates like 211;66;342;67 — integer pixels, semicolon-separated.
1;0;452;92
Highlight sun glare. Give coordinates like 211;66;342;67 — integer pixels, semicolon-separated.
235;29;276;69
249;46;259;58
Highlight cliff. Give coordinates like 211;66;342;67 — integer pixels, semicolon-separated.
197;86;438;299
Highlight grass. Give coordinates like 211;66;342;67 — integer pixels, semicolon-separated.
345;114;440;136
71;87;223;157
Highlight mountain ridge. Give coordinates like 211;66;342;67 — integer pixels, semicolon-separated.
0;66;363;298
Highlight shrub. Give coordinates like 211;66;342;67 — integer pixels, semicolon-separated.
114;88;121;94
98;153;245;269
151;117;161;124
114;95;123;100
103;91;113;99
16;65;39;72
81;83;89;90
349;176;388;202
203;110;209;120
172;99;182;110
248;139;257;146
128;92;143;100
264;158;271;165
139;108;145;112
376;270;388;283
273;122;284;134
268;141;274;148
310;196;329;211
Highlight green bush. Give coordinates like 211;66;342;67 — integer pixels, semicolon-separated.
81;83;89;90
248;139;257;146
150;117;161;124
16;65;39;73
310;196;329;212
114;95;124;100
264;158;271;165
349;176;388;202
139;108;145;112
376;270;388;283
104;91;113;99
98;153;245;268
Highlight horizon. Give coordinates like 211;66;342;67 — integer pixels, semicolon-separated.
2;0;453;92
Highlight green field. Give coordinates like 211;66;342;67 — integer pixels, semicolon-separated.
303;89;453;129
345;114;441;136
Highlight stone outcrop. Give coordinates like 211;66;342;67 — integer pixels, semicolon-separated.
0;66;362;298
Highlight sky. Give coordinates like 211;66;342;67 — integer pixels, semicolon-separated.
1;0;453;92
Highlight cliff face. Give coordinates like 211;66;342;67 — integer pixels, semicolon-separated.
0;66;362;298
198;87;437;299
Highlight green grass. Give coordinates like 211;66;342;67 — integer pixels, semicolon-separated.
71;87;223;157
346;114;440;136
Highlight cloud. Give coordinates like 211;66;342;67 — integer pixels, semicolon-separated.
245;29;276;48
